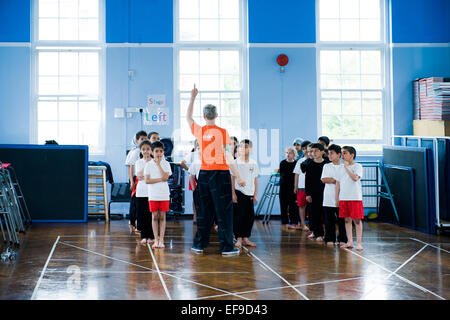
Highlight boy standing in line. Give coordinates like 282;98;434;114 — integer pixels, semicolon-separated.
321;144;347;246
293;140;311;231
335;146;364;251
231;139;259;248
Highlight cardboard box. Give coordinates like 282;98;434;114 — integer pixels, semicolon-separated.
413;120;450;137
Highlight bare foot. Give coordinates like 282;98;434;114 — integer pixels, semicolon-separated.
140;238;147;246
235;238;242;248
339;242;346;246
308;233;315;239
151;242;158;249
302;226;310;232
316;236;324;242
147;238;154;244
214;225;218;232
286;224;297;229
326;241;335;246
341;243;354;249
356;244;363;251
159;240;165;249
128;223;135;233
243;239;256;247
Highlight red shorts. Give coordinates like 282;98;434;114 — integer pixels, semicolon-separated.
148;200;170;212
339;200;364;219
297;190;307;207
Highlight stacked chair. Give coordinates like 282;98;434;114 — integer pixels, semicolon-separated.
255;172;280;224
0;162;31;247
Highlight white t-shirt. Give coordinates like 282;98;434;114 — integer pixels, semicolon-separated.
293;157;307;189
336;163;363;201
144;159;172;201
321;162;343;207
135;158;151;198
186;151;201;179
125;148;141;166
231;158;259;196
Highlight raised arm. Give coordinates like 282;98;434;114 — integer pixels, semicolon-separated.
186;84;198;128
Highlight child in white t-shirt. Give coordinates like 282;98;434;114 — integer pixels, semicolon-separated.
335;146;364;251
187;141;201;224
293;140;312;231
231;139;259;248
134;140;154;245
145;141;172;249
321;144;347;246
125;130;148;233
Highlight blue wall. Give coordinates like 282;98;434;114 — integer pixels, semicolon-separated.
1;0;450;215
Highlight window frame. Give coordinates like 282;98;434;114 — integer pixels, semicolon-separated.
173;0;249;153
31;0;106;155
316;0;392;155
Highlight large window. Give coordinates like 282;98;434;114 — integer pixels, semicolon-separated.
175;0;246;152
34;0;104;154
318;0;387;152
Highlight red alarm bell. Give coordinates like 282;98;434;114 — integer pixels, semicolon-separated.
276;54;289;72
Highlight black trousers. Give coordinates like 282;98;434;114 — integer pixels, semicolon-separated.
279;186;299;225
129;176;137;227
193;170;234;252
234;190;255;238
310;194;324;238
136;197;154;239
323;207;347;243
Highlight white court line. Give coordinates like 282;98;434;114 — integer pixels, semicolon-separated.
196;276;365;300
147;244;172;300
343;248;446;300
45;270;250;274
242;246;309;300
59;241;250;300
31;236;60;300
410;238;450;254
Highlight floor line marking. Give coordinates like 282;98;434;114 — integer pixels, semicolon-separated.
147;244;172;300
242;246;309;300
59;241;249;300
343;248;445;300
410;238;450;254
45;270;250;274
196;276;365;300
31;236;60;300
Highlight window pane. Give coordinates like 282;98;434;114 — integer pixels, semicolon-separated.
321;91;340;99
38;121;58;143
58;121;78;144
221;97;240;117
362;116;382;139
200;75;220;90
321;75;341;89
362;96;382;115
199;20;219;41
59;18;78;40
342;97;361;114
361;51;381;74
79;52;99;76
322;99;341;115
341;75;360;89
39;52;59;76
79;121;100;147
200;93;220;113
322;115;342;138
79;0;98;18
342;116;361;138
340;0;359;19
360;0;380;19
219;19;239;41
200;0;218;18
219;0;239;18
340;19;359;41
320;0;339;19
179;0;199;18
38;101;58;120
39;18;58;40
79;102;100;120
179;19;199;41
59;0;78;18
320;19;339;41
320;51;340;74
341;51;360;74
79;77;98;95
39;0;59;17
360;19;380;41
180;74;200;91
59;52;78;76
180;51;199;74
220;75;239;90
221;117;241;137
39;76;59;95
59;76;78;94
220;50;239;74
59;101;78;120
361;75;381;89
79;19;99;41
199;51;219;74
352;144;382;152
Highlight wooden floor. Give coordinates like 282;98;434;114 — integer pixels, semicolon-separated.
0;218;449;300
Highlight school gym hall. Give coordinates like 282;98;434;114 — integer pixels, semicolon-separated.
0;0;449;301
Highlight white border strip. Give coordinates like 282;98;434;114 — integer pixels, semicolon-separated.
0;42;31;47
106;43;173;48
147;244;172;300
344;248;445;300
248;43;316;48
31;236;60;300
242;247;309;300
390;43;450;48
410;238;450;254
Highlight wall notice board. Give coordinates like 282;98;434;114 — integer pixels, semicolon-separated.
0;144;88;222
